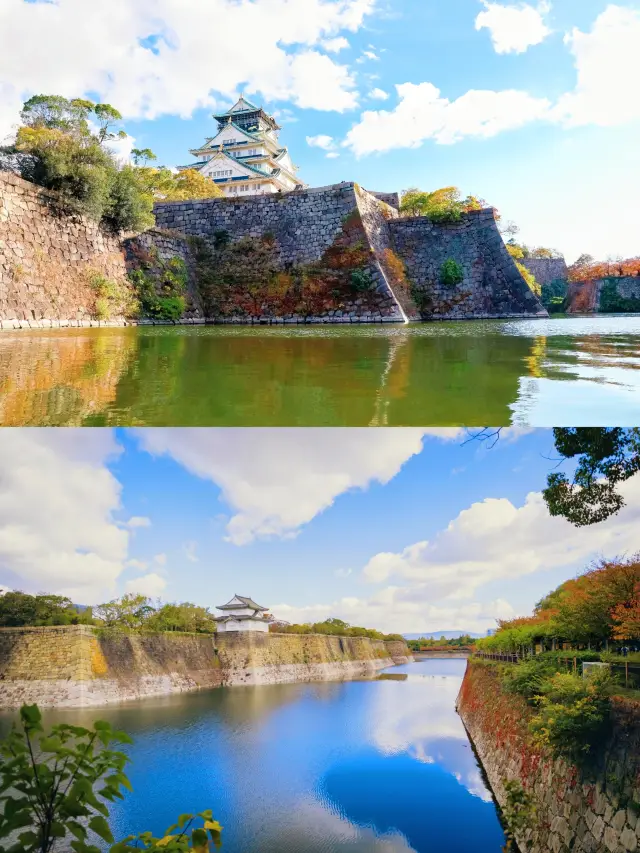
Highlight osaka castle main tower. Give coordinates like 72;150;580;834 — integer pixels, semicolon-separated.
180;95;304;197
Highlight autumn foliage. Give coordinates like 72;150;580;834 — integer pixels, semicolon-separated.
478;557;640;651
567;255;640;283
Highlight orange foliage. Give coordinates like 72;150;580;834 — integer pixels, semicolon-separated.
568;256;640;283
611;582;640;641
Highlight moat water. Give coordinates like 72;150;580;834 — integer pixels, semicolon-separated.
2;315;639;426
0;659;505;853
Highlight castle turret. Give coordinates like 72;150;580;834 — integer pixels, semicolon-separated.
214;594;274;633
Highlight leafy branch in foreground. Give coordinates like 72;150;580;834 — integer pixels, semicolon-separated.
463;427;640;527
0;704;132;853
0;705;223;853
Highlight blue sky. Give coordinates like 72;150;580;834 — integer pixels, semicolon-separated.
1;0;639;262
1;428;639;634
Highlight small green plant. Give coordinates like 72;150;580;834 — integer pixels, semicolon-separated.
89;272;137;320
0;703;133;853
113;812;222;852
350;267;375;292
128;255;188;322
440;258;464;288
213;230;230;251
94;297;112;320
410;283;434;316
501;779;536;852
0;704;223;853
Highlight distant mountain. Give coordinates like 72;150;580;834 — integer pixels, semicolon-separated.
403;631;483;640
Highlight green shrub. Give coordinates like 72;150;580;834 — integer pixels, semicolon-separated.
599;280;640;313
501;657;559;702
440;258;464;288
541;278;567;312
350;267;375;292
128;255;188;322
529;671;613;765
155;296;186;321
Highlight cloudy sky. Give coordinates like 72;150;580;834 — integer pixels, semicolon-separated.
1;428;638;635
1;0;639;262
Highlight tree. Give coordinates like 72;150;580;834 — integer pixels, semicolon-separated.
399;186;486;223
611;582;640;641
133;167;222;206
2;94;153;231
146;602;217;634
0;592;83;627
543;428;640;526
93;593;155;629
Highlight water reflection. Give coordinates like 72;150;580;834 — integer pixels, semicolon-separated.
2;316;638;425
0;659;505;853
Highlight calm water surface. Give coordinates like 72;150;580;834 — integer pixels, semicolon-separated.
2;316;639;426
0;660;505;853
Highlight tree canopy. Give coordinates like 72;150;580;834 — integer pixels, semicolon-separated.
0;591;91;627
477;556;640;652
568;254;640;282
399;186;486;222
543;428;640;527
1;94;221;232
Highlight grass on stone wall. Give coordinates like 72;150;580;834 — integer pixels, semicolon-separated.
599;280;640;313
88;271;138;321
193;221;382;320
127;253;188;322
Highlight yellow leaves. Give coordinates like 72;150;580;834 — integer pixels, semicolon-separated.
156;835;175;847
204;820;223;832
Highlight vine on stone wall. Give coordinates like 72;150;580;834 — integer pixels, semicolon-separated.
126;244;189;322
193;214;384;320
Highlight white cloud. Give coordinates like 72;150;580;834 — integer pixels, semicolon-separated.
0;0;375;140
183;541;199;563
322;36;350;52
344;5;640;157
344;82;551;153
125;559;149;572
134;429;461;546
369;87;389;100
334;567;353;578
0;430;129;604
306;133;337;150
272;472;640;635
475;1;551;55
357;49;379;62
124;516;151;529
272;591;515;635
362;474;640;598
153;553;167;566
125;572;167;598
551;5;640;128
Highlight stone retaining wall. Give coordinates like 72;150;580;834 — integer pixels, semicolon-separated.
520;257;568;286
0;626;413;707
457;660;640;853
154;182;406;323
566;277;640;314
389;210;548;320
0;172;132;328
